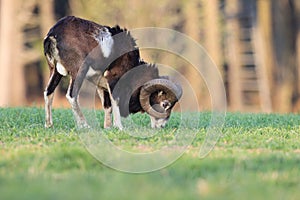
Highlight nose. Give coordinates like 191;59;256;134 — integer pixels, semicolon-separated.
162;101;171;109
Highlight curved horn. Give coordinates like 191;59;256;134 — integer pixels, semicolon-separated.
140;78;182;118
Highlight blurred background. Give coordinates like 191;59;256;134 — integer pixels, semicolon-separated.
0;0;299;113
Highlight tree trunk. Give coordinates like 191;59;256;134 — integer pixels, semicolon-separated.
183;1;209;110
203;0;222;72
225;0;243;111
293;0;300;112
255;0;273;112
0;0;25;106
271;0;296;112
40;0;55;36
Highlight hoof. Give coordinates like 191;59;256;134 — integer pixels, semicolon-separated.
78;122;90;129
113;123;123;130
45;122;53;128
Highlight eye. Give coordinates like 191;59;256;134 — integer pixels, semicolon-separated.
158;91;163;97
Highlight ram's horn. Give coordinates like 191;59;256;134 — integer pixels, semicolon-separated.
139;78;182;118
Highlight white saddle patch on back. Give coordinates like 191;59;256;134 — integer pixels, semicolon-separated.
56;62;68;76
96;27;114;58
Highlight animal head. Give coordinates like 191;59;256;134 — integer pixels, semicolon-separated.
139;78;182;128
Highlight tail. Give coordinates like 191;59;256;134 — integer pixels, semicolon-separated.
43;35;58;67
43;35;53;56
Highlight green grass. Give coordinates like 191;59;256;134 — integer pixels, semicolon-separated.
0;107;300;200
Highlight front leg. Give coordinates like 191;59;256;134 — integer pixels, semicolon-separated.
106;83;123;130
66;94;89;128
97;88;112;128
111;97;123;130
67;77;89;128
104;107;112;128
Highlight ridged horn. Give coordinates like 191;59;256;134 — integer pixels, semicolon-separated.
139;78;182;118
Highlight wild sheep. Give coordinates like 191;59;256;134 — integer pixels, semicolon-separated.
43;16;182;129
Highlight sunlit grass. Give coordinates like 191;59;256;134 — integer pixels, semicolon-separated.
0;107;300;200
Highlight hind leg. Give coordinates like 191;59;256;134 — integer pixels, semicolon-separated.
44;69;62;128
66;66;90;128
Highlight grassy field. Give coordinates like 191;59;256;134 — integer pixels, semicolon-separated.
0;107;300;200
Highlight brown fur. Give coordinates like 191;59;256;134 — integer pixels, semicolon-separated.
43;16;179;128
